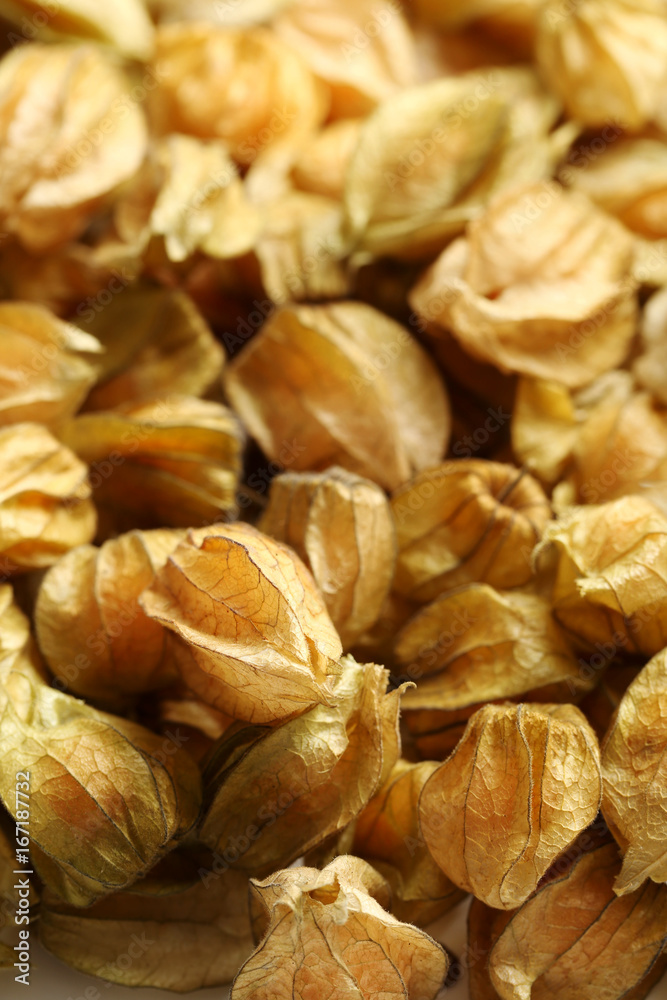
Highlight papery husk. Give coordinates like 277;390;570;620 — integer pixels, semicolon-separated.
79;285;225;411
0;0;154;59
39;849;254;990
0;301;101;428
0;422;96;574
409;182;638;388
391;460;551;601
634;285;667;406
419;702;602;909
0;43;147;252
566;136;667;240
513;371;667;503
140;522;343;725
352;759;465;926
148;134;262;263
223;301;450;492
292;119;363;200
60;395;244;534
0;585;201;907
34;528;184;707
149;24;328;169
252;190;350;304
342;67;571;261
259;467;396;647
536;496;667;658
601;647;667;895
536;0;667;132
488;840;667;1000
274;0;417;119
230;856;448;1000
395;584;592;712
198;656;404;875
578;664;642;741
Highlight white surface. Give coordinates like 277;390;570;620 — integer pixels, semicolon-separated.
2;897;665;999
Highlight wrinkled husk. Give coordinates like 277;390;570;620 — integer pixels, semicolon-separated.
410;182;638;388
198;656;404;875
419;702;601;908
0;422;96;574
0;586;201;907
61;395;244;535
601;647;667;895
223;301;450;491
259;467;396;647
35;528;184;706
141;521;343;725
391;460;551;601
230;856;448;1000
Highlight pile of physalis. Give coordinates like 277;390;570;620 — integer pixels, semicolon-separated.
0;1;666;998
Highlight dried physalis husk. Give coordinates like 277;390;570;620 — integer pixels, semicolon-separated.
198;657;403;874
0;43;148;252
223;301;450;492
536;0;667;131
410;183;638;388
141;522;343;725
601;647;667;895
259;467;396;647
413;0;541;38
536;496;667;657
292;119;363;201
0;586;201;907
343;67;570;261
61;395;244;534
274;0;417;119
231;856;448;1000
0;423;96;575
513;371;667;504
634;285;667;407
0;301;101;428
0;813;38;968
39;849;254;990
252;190;349;304
391;460;551;602
419;703;602;909
487;840;667;1000
395;584;591;715
149;25;327;168
0;0;154;59
565;136;667;241
147;134;262;263
34;529;184;707
79;286;225;412
352;759;465;926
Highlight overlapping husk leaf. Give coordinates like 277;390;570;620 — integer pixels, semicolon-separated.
0;422;96;574
0;585;201;907
601;647;667;895
223;301;450;492
140;521;343;725
0;43;148;252
198;656;404;875
409;182;638;388
391;460;551;601
61;395;244;534
35;528;184;706
536;496;667;657
230;856;449;1000
352;758;465;926
259;467;396;647
0;0;154;59
38;849;254;991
